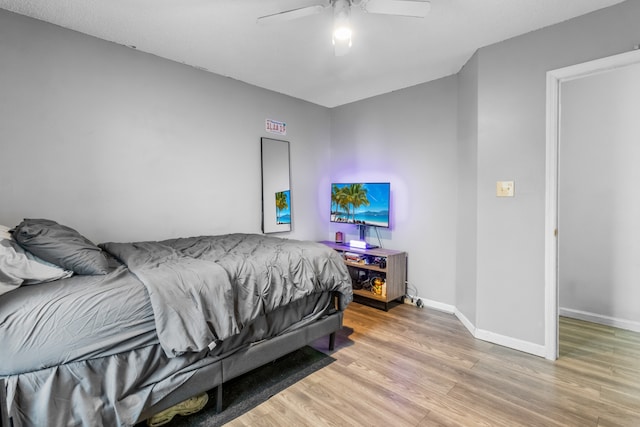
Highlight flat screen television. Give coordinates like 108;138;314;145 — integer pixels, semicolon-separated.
330;182;390;228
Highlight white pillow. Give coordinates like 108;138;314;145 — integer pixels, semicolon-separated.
0;225;73;296
0;225;11;240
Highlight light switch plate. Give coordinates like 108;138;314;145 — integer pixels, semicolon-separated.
496;181;514;197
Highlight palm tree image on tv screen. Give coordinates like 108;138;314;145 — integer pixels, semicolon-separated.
330;183;390;228
275;190;291;225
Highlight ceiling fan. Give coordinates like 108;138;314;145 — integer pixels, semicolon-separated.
257;0;431;56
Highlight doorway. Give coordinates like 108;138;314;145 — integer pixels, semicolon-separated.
545;49;640;360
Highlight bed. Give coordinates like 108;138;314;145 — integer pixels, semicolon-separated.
0;219;352;427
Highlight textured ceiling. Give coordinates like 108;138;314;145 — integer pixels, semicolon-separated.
0;0;627;107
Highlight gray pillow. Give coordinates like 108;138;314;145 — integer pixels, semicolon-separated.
12;219;110;275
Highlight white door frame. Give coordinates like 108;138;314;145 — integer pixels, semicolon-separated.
545;49;640;360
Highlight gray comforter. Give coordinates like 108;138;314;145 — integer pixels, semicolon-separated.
101;233;352;358
1;234;351;426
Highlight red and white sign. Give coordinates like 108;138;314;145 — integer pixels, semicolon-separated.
266;119;287;135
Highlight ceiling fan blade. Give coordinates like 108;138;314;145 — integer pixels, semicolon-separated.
257;5;325;24
362;0;431;18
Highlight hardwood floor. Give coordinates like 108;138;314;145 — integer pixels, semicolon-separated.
227;303;640;427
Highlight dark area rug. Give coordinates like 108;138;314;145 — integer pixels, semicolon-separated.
154;346;335;427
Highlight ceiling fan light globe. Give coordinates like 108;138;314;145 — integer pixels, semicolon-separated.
332;33;352;56
333;26;352;41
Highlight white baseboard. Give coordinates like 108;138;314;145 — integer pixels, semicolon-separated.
419;297;455;314
454;308;476;336
449;306;639;359
559;307;640;333
474;328;547;358
453;308;545;357
411;296;546;358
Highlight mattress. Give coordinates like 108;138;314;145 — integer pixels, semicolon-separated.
0;262;157;376
2;286;336;426
0;261;336;376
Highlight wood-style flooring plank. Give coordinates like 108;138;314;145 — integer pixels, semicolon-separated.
226;305;640;426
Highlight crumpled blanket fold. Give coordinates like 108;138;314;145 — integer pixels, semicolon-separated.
101;233;352;357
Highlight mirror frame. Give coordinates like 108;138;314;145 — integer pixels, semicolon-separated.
261;137;292;233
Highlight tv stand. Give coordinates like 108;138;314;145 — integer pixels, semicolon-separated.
320;241;406;311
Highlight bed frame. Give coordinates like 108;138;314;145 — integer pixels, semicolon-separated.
0;301;344;427
0;378;8;427
137;309;342;421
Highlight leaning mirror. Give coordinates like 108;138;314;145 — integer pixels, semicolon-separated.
261;137;291;233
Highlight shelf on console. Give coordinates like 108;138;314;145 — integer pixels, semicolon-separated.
320;240;407;311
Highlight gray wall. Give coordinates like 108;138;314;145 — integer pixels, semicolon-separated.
328;0;640;351
455;52;479;324
472;0;640;346
329;77;459;306
0;9;331;244
559;62;640;328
